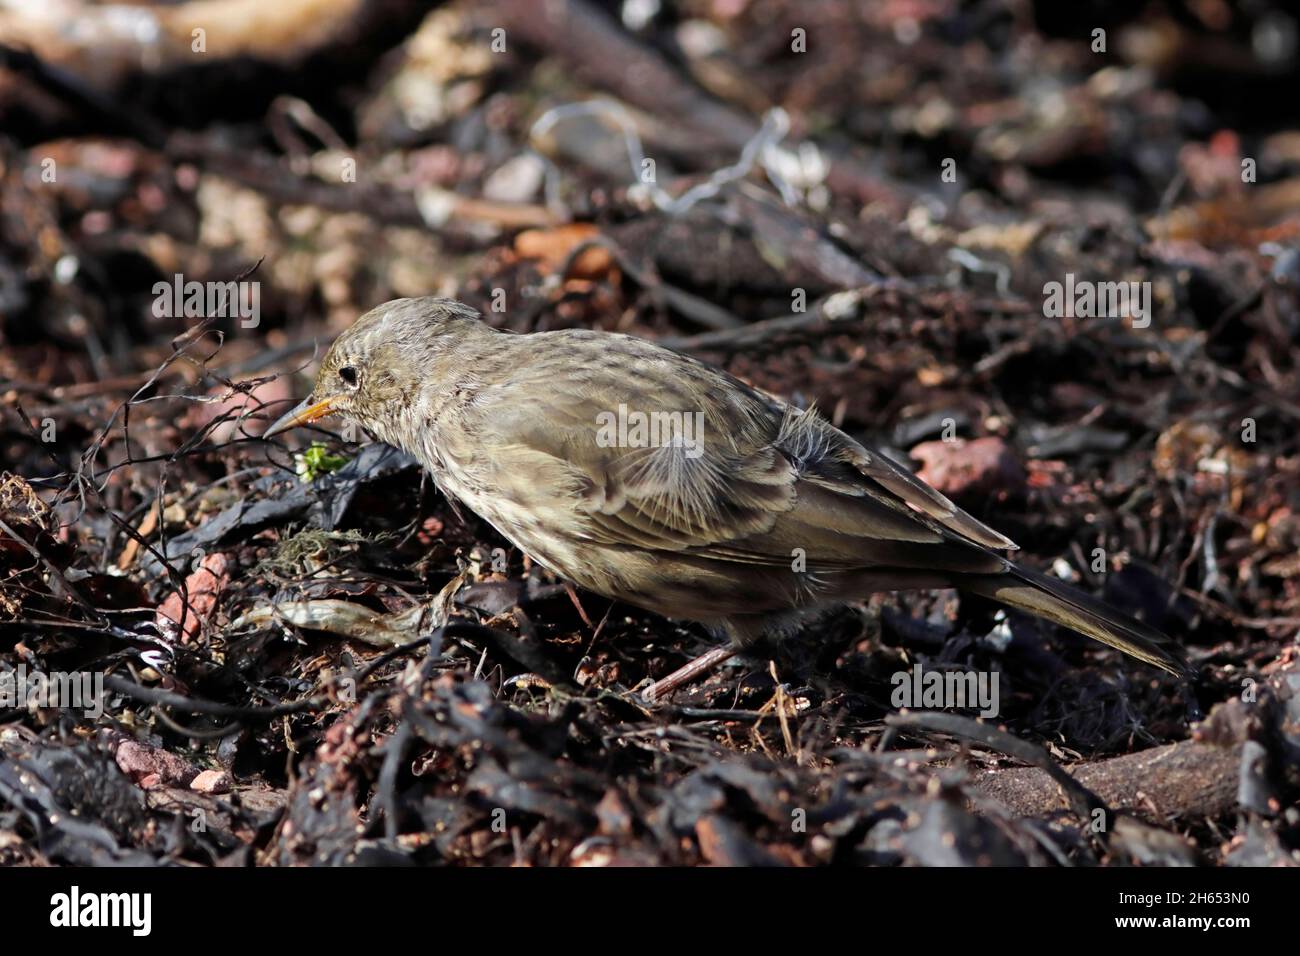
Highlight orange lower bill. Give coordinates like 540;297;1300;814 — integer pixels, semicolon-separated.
263;396;340;438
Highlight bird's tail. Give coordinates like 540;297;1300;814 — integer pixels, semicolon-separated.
961;564;1193;679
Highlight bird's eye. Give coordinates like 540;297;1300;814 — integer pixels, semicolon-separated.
338;366;359;388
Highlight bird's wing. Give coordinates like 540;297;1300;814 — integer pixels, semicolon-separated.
462;331;1014;570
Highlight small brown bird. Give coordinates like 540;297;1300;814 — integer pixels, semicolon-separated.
266;297;1192;697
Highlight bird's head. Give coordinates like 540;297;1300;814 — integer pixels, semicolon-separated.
264;296;485;443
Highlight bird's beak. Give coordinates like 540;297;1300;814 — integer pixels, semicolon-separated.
263;395;341;438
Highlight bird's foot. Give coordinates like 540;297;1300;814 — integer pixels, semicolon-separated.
641;645;737;704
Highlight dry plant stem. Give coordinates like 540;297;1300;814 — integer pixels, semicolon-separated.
974;738;1242;822
642;645;737;703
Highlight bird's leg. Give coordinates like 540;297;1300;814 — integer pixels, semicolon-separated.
563;581;595;629
641;645;737;703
